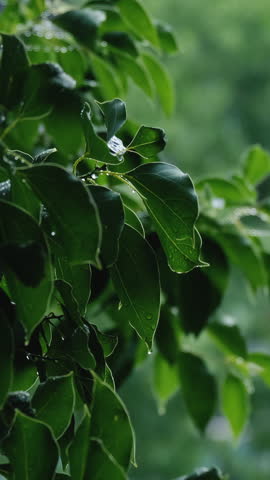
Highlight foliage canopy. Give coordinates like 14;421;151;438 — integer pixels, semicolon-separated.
0;1;270;479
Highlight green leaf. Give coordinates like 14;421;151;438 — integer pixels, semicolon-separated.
178;268;222;335
22;63;76;118
92;326;118;357
22;164;101;266
0;34;30;109
68;326;96;370
179;467;226;480
0;311;13;408
118;0;159;47
153;352;179;413
127;126;166;158
124;204;145;236
142;52;174;116
155;21;179;54
34;148;57;164
222;373;249;438
3;410;58;480
11;173;40;221
103;31;138;57
155;306;180;364
97;98;127;141
208;322;247;359
53;9;106;49
196;177;256;206
116;53;153;99
110;225;160;350
91;375;135;470
56;257;91;316
239;214;270;237
216;232;267;290
90;53;122;99
243;145;270;185
55;279;83;326
80;103;124;165
127;163;204;273
0;200;53;340
178;352;217;432
32;373;75;439
69;407;126;480
248;352;270;386
88;185;124;267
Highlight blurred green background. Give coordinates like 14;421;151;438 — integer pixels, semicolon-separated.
121;1;270;478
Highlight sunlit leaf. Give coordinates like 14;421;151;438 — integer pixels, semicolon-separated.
222;373;249;438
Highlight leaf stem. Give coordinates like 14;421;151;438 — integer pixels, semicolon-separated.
0;116;21;142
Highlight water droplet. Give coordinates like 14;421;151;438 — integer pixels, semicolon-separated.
61;336;65;341
26;353;31;360
51;231;56;237
132;190;136;194
82;178;86;182
91;173;98;180
107;136;126;156
118;301;122;311
145;313;152;320
147;350;152;355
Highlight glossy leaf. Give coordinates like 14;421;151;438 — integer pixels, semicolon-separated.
56;257;91;316
69;407;125;480
88;185;124;267
22;62;76;118
53;9;106;48
98;98;127;141
3;411;58;480
11;173;40;221
81;103;124;164
0;200;53;339
124;204;145;236
93;327;118;357
127;126;166;158
34;148;57;164
118;0;159;47
22;164;101;266
142;52;174;115
178;352;217;432
91;375;135;470
127;163;204;273
32;373;75;439
222;373;249;438
110;225;160;350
